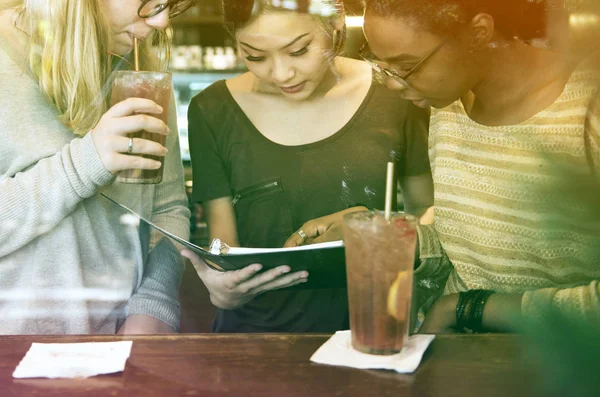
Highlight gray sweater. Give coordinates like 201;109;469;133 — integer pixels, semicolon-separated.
0;29;191;334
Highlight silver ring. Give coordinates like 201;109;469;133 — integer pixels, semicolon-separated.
297;229;307;242
127;137;133;154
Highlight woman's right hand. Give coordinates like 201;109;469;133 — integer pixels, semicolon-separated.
91;98;170;173
181;250;309;310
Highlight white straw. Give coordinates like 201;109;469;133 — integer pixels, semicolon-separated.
384;162;394;221
134;37;140;71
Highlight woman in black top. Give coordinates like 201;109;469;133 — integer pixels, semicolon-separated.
182;0;433;332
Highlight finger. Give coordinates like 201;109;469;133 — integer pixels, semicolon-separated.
287;222;320;247
116;136;168;157
237;265;292;291
108;98;164;118
250;270;309;295
226;263;264;287
420;206;435;225
311;228;342;244
300;221;332;242
283;233;302;248
311;234;327;244
112;114;170;137
315;223;331;236
181;250;211;278
112;153;163;171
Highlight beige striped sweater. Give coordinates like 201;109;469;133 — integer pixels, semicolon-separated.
415;60;600;323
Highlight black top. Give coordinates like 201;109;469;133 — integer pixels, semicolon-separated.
188;79;430;333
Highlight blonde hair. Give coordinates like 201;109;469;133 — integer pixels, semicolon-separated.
4;0;171;136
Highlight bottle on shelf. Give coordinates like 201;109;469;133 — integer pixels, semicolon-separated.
203;47;215;70
187;45;203;70
212;47;228;70
171;46;189;70
225;47;237;70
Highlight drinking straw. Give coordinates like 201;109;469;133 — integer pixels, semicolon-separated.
134;37;140;71
384;162;394;221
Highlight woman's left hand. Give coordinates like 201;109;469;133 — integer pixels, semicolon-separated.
419;294;460;334
283;206;368;247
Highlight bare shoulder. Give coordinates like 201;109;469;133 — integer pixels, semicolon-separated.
336;57;373;84
330;57;373;100
225;72;256;93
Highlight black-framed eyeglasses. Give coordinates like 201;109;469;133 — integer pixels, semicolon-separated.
138;0;196;19
359;40;446;87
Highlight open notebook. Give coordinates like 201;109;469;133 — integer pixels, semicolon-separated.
101;194;347;290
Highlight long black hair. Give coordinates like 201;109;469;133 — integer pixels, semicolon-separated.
222;0;344;35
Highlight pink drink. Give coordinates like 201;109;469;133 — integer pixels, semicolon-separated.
343;211;417;355
111;71;172;184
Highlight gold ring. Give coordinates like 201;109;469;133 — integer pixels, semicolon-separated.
297;229;307;242
127;137;133;154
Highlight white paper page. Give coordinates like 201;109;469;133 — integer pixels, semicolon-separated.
226;240;343;255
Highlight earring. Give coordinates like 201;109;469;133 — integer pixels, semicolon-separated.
332;27;345;54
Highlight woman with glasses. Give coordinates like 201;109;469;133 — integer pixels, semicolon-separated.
0;0;194;334
182;0;433;333
362;0;600;333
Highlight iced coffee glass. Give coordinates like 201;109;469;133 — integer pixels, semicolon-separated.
343;211;417;355
111;71;172;184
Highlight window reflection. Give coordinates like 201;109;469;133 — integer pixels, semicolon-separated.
0;2;599;393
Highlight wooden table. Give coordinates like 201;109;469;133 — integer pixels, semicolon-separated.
0;334;542;397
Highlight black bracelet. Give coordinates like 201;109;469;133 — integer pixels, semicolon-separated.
455;292;469;332
456;290;495;333
456;290;477;334
469;290;495;332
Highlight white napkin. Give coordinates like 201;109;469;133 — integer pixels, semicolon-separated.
310;330;435;373
12;341;133;379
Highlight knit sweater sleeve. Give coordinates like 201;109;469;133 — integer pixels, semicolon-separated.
125;91;191;331
584;86;600;178
522;282;600;324
522;88;600;323
0;134;114;258
0;51;115;258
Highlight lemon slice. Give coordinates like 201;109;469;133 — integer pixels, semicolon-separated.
387;271;411;320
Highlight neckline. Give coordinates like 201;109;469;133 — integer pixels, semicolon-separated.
216;76;376;151
453;60;586;129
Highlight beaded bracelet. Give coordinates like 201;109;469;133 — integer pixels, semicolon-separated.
456;289;496;333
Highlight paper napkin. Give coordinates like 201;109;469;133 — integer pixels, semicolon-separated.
310;331;434;373
12;341;133;379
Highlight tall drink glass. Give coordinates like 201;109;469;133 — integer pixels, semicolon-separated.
343;211;417;355
111;71;172;184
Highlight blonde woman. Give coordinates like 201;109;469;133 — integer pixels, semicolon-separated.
0;1;194;334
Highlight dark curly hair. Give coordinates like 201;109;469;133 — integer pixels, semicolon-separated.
365;0;549;43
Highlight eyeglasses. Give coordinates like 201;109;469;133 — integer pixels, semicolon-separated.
359;40;446;87
138;0;196;19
